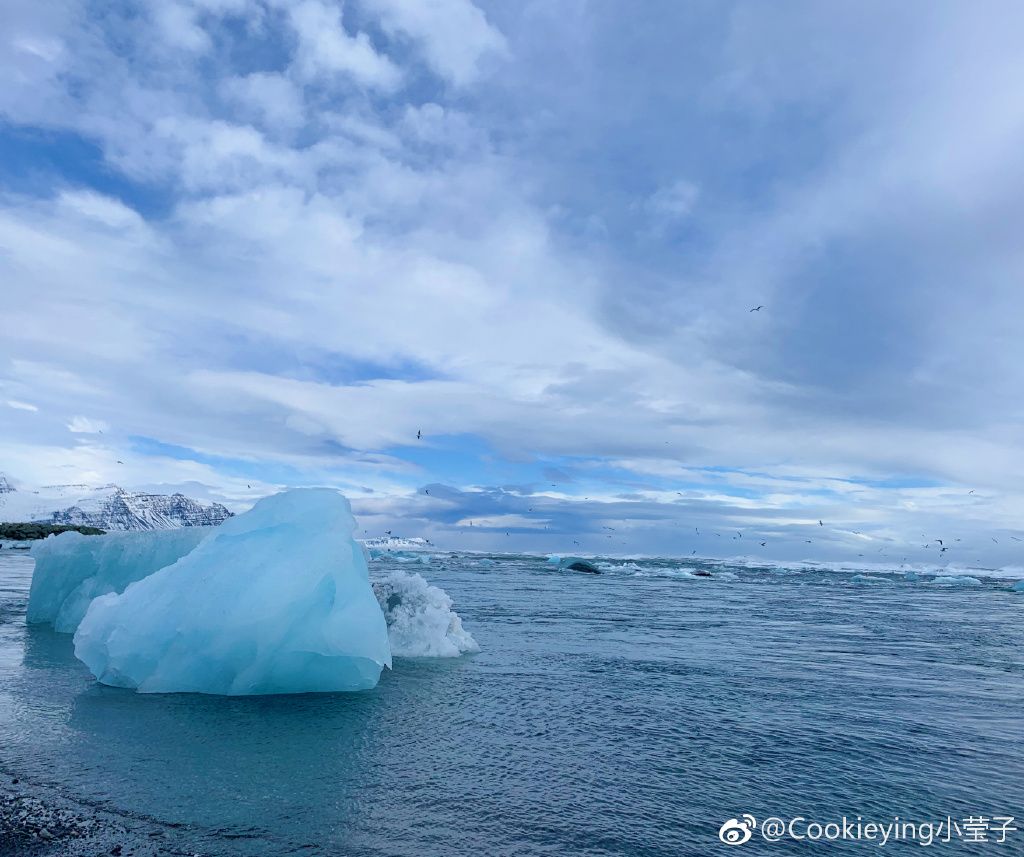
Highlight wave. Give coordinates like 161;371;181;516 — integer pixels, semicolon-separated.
371;570;480;658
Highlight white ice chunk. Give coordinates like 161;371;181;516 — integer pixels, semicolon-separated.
932;575;982;586
372;570;479;658
28;528;212;633
74;489;391;695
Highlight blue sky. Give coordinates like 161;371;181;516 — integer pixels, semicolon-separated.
3;0;1024;566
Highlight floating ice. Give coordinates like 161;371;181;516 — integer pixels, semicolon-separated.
372;570;479;658
558;556;600;573
932;575;982;586
1012;579;1024;592
28;527;212;633
74;489;391;695
904;571;921;581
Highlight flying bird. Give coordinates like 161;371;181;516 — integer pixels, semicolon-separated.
425;489;429;495
760;542;766;547
819;520;823;526
936;539;943;546
750;306;763;312
416;430;421;440
968;490;974;494
116;460;123;464
385;530;391;535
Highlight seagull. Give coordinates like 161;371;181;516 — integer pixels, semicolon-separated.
573;540;579;545
760;542;766;547
819;520;823;526
806;540;812;543
936;539;943;546
247;484;251;489
968;490;974;494
385;530;391;535
750;306;764;312
425;489;429;495
117;460;123;464
737;531;742;537
417;430;421;440
692;550;697;555
940;547;948;552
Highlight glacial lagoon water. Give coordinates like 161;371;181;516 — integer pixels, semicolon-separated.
1;551;1023;856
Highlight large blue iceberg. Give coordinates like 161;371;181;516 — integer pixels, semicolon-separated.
28;527;212;633
73;489;392;695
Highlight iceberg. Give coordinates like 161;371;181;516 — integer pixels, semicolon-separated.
1012;579;1024;592
74;489;391;695
28;527;212;633
372;570;479;657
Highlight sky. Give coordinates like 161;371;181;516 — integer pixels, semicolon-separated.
2;0;1024;566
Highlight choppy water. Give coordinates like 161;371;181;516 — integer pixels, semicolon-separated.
1;551;1023;856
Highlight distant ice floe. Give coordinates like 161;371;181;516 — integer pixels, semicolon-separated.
931;575;982;586
372;570;479;658
1010;579;1024;592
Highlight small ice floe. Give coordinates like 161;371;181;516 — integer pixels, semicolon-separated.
1011;579;1024;592
558;556;600;574
904;571;921;581
931;575;982;586
851;574;887;583
372;570;479;658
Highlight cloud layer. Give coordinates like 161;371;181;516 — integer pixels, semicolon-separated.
2;0;1024;565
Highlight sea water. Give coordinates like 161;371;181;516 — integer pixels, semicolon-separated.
1;552;1022;856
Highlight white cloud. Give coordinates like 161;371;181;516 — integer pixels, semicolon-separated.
221;72;306;134
68;416;109;433
643;180;699;221
7;400;38;411
0;0;1023;559
365;0;507;86
288;0;401;90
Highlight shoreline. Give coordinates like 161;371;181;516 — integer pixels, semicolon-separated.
0;768;204;857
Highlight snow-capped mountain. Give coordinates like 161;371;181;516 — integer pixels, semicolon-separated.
0;476;233;531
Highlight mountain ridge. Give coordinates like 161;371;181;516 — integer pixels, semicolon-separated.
0;476;233;531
